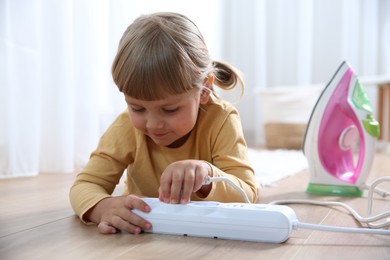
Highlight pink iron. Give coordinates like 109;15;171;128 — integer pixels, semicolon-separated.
303;61;380;196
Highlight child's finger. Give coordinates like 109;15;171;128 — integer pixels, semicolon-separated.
121;195;153;231
110;215;143;234
97;221;118;234
193;164;208;192
169;171;184;203
180;170;196;203
159;174;172;203
124;194;151;213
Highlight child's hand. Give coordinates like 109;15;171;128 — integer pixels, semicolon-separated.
85;194;152;234
159;160;212;204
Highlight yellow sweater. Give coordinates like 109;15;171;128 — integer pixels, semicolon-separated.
69;95;259;221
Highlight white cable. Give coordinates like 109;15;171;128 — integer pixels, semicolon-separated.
295;221;390;235
360;183;390;198
270;199;390;228
271;176;390;229
204;176;251;203
364;176;390;216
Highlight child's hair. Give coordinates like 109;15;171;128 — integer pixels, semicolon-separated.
112;12;244;100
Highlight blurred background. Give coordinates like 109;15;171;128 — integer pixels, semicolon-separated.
1;0;389;177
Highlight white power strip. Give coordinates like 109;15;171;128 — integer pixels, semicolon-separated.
132;198;298;243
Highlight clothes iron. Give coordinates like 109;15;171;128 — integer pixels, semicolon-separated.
303;61;380;196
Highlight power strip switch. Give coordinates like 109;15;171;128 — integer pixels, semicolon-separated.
132;198;298;243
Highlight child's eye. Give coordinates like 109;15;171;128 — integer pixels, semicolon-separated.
131;107;145;113
163;107;179;113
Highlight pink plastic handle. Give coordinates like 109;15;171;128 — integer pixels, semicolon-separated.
318;69;364;184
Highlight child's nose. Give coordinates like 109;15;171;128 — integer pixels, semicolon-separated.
146;115;164;129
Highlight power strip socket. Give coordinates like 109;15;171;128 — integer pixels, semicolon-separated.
132;198;298;243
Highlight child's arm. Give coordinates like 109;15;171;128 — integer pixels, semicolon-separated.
69;111;145;233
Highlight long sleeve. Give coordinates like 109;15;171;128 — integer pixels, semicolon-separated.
69;112;135;222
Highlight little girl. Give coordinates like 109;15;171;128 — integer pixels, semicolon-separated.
69;12;259;235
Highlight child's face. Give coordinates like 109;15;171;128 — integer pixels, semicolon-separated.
125;88;207;147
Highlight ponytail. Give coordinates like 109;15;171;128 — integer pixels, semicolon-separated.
212;61;244;97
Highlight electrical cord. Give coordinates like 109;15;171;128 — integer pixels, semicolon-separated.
270;176;390;230
204;176;251;203
293;221;390;235
206;175;390;235
271;198;390;229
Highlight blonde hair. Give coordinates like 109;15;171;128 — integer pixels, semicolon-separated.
112;12;244;100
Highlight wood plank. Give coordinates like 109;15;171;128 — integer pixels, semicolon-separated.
0;174;75;237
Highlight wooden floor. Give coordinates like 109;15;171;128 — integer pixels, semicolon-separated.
1;153;390;260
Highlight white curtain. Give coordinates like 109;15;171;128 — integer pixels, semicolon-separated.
1;0;117;177
1;0;389;177
0;0;222;177
222;0;390;145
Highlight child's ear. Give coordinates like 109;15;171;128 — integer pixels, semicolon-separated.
200;88;210;104
200;76;214;104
